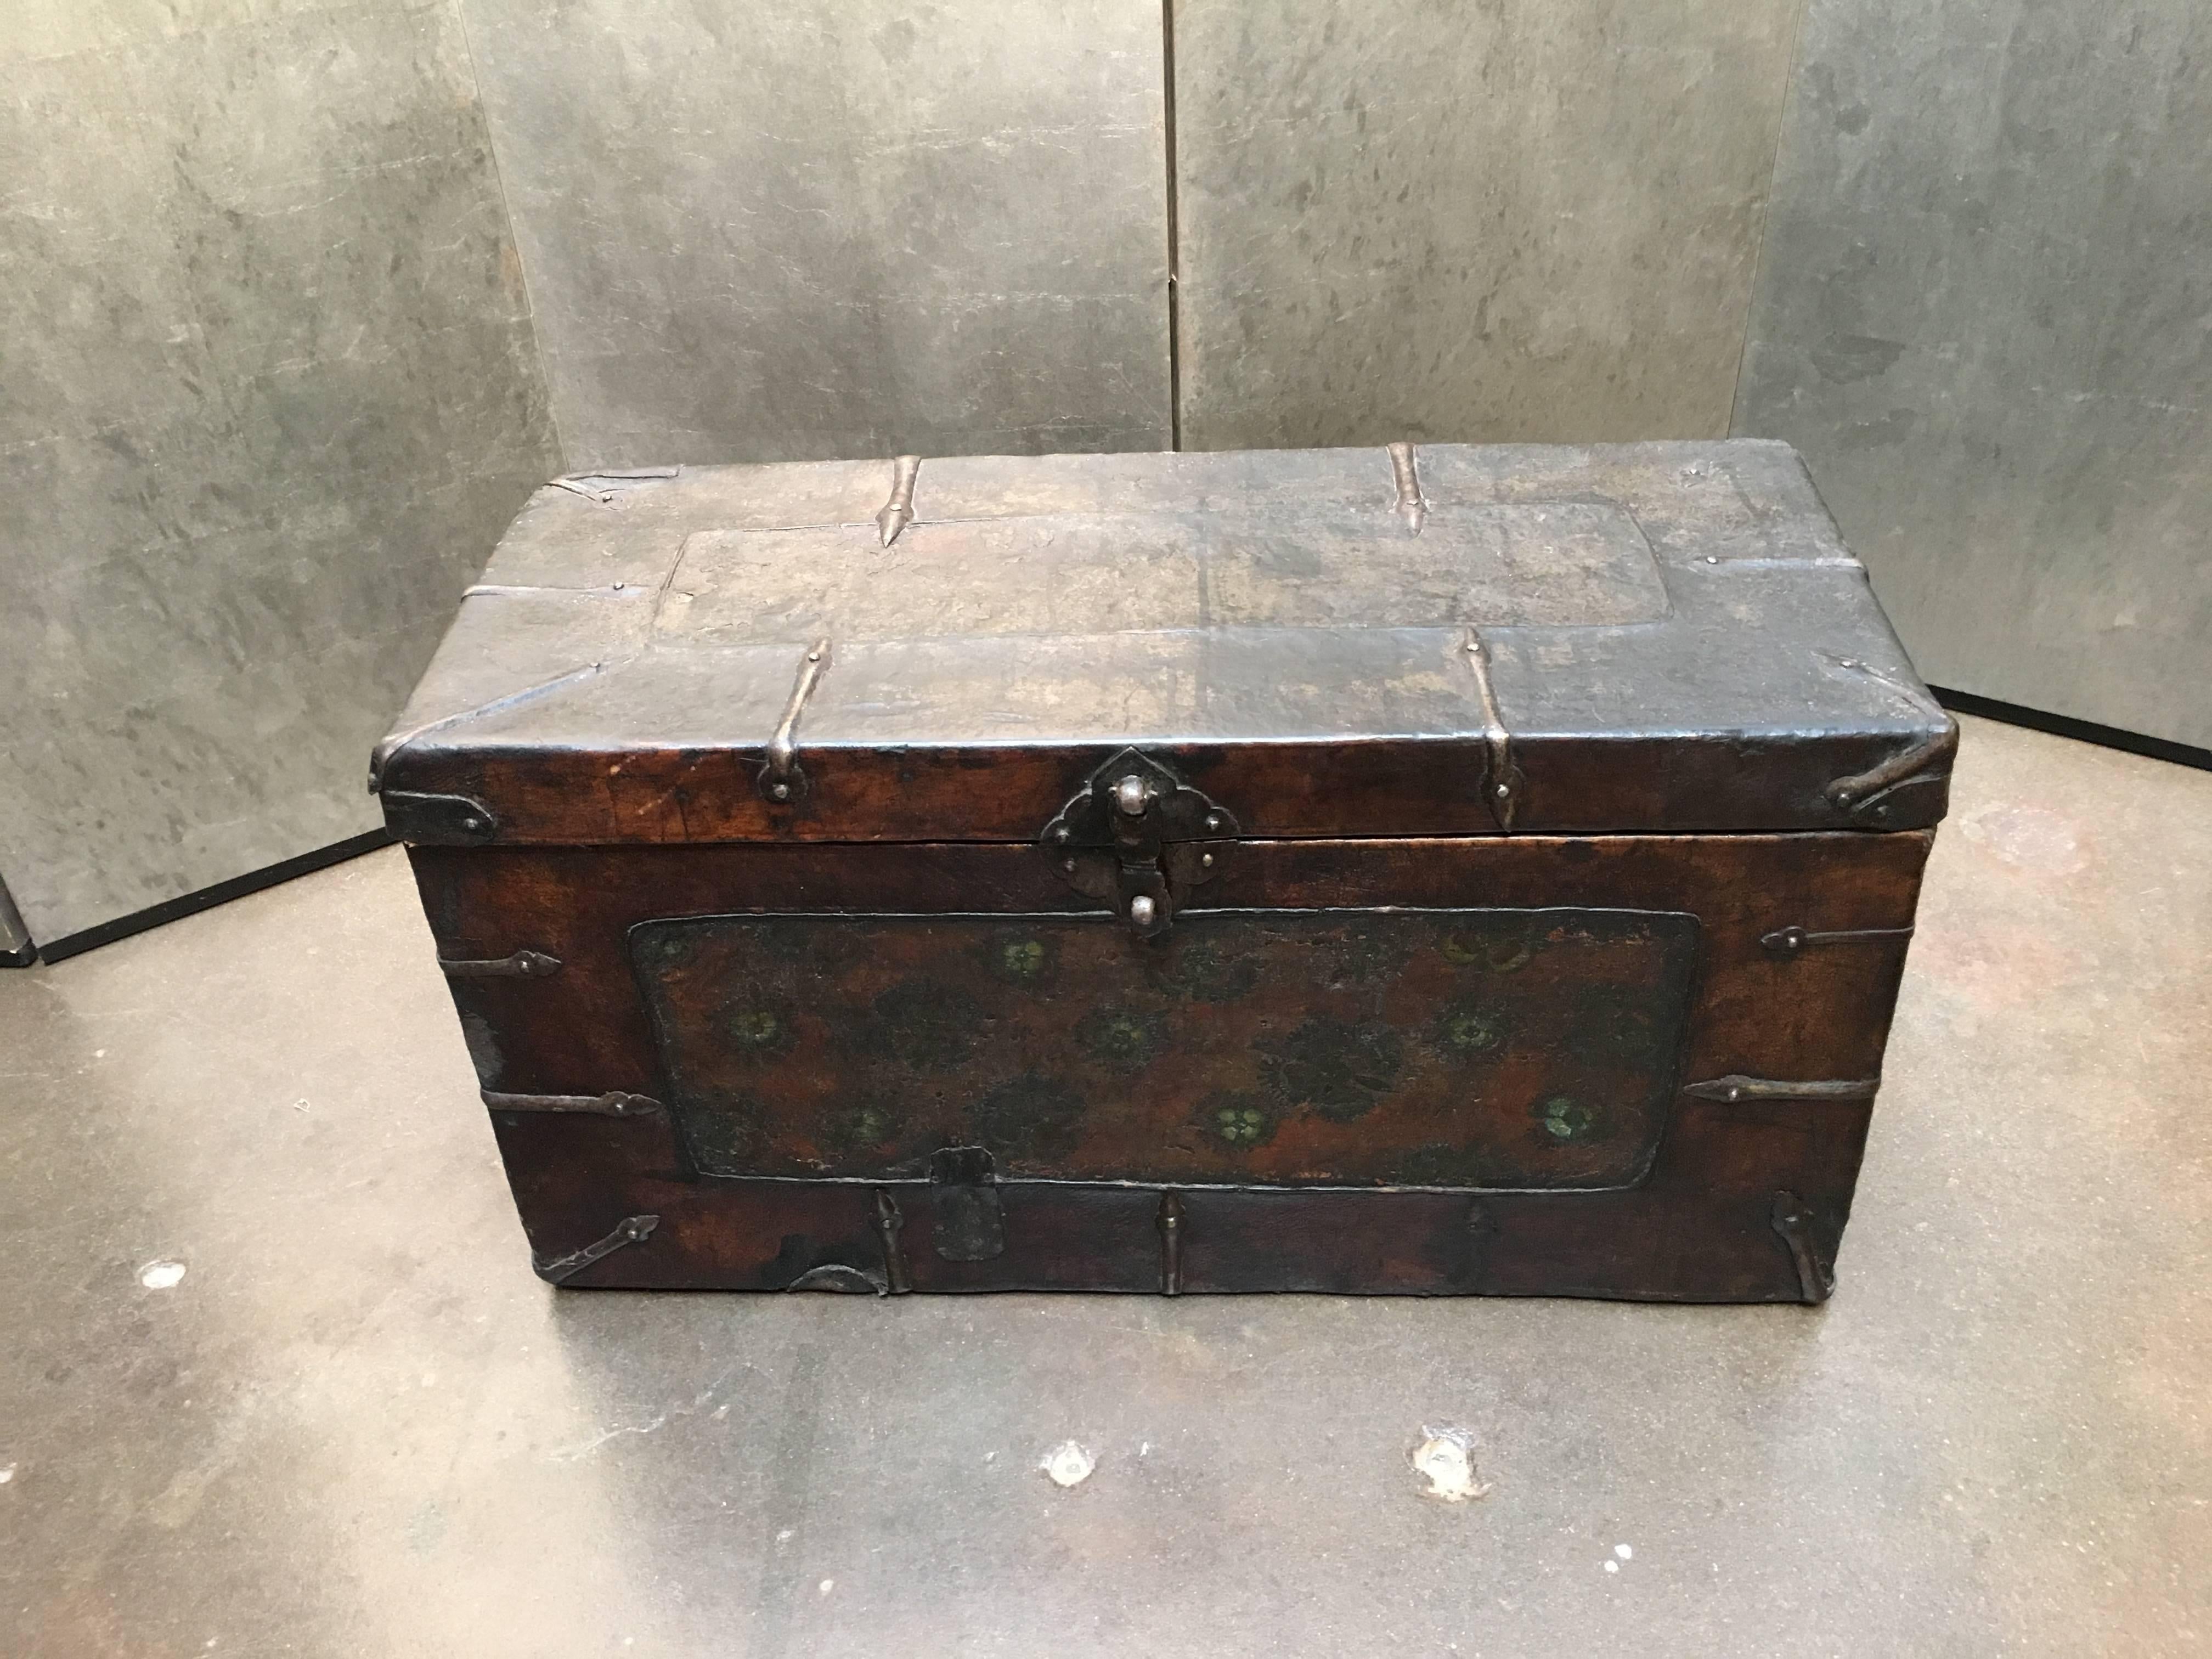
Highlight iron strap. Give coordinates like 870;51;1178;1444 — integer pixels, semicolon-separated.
482;1090;662;1118
760;639;831;804
1460;629;1523;832
1760;925;1914;956
439;949;562;978
1683;1075;1881;1103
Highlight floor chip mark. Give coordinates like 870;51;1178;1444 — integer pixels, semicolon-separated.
1411;1426;1489;1502
1041;1441;1096;1487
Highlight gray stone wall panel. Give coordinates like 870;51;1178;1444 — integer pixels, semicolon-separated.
1736;0;2212;748
460;0;1172;467
0;2;559;941
1172;0;1804;450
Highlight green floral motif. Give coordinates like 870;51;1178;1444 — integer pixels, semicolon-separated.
1434;1002;1506;1053
1195;1091;1275;1149
1534;1095;1609;1143
1076;1006;1167;1069
715;990;795;1059
1259;1017;1405;1122
1440;932;1535;973
725;1007;783;1048
1215;1103;1270;1144
985;934;1053;984
827;1101;902;1156
870;981;980;1071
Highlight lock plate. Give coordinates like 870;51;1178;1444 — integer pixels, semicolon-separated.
1039;749;1239;934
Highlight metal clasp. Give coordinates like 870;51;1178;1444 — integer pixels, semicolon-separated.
930;1146;1006;1261
1039;749;1239;936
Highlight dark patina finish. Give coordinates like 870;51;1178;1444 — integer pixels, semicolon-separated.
631;907;1699;1190
379;440;1951;1301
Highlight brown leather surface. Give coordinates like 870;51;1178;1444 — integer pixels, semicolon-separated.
374;441;1954;841
428;830;1928;1299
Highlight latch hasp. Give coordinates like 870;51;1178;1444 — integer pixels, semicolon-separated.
1039;749;1238;935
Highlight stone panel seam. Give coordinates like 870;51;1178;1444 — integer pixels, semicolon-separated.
1163;0;1183;450
445;0;571;472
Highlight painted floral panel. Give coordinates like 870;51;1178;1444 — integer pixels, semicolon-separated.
632;907;1697;1189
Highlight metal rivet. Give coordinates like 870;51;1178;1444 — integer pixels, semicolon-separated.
1205;814;1222;831
1494;783;1510;798
1054;826;1070;844
461;816;482;830
806;651;820;662
1726;1087;1742;1102
771;782;791;801
1129;895;1156;928
1062;858;1076;872
1115;775;1149;817
1704;555;1719;565
1200;852;1214;868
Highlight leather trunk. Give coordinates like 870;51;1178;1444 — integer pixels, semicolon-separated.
376;442;1953;1302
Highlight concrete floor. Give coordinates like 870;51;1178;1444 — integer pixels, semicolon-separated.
2;713;2207;1657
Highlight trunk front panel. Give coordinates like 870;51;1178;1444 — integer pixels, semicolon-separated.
633;908;1698;1190
412;831;1928;1300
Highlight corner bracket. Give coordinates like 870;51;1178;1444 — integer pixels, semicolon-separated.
1825;717;1959;827
533;1213;659;1284
382;791;498;845
1770;1191;1835;1305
